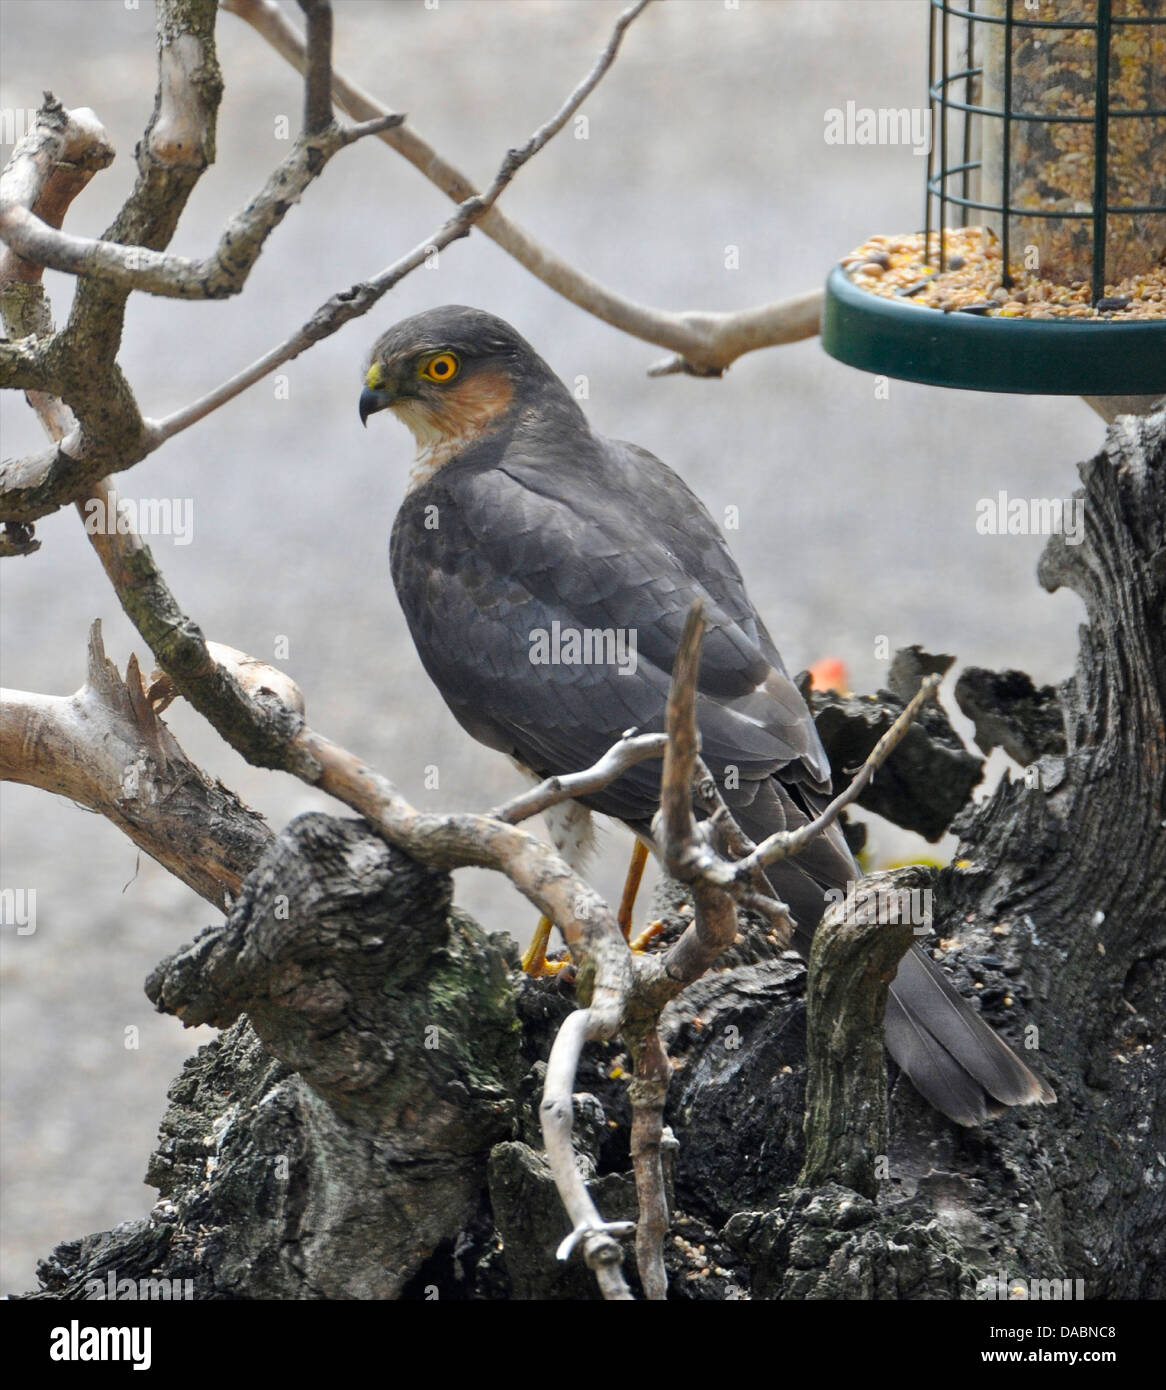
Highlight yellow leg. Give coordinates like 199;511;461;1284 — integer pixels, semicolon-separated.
630;919;668;954
617;839;650;940
523;837;650;974
521;915;570;976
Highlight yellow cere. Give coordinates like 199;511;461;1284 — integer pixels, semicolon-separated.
365;362;385;390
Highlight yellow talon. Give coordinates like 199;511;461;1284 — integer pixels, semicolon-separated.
629;919;667;954
521;915;571;976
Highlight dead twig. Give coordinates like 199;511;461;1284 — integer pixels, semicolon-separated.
225;0;823;376
642;607;753;996
541;1009;636;1300
0;622;272;910
740;674;942;876
146;0;653;449
2;0;222;522
490;731;668;824
627;1028;671;1300
613;607;939;1292
0;104;400;303
297;0;334;135
0;0;653;523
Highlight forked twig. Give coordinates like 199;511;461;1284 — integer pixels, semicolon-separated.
225;0;823;378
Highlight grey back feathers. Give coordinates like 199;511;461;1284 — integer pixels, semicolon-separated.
382;305;1054;1127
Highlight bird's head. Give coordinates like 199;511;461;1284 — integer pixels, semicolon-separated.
360;306;554;465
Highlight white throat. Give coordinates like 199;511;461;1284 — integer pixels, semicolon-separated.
408;426;485;493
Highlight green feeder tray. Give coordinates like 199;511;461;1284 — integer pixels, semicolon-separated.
823;2;1166;399
822;266;1166;396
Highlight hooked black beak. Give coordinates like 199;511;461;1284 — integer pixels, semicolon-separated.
359;385;393;428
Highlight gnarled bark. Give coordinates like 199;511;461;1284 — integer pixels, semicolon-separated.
18;411;1165;1299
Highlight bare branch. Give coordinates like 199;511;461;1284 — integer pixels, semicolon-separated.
0;522;40;557
489;731;668;825
59;0;222;341
0;101;121;525
740;673;943;877
505;0;653;166
150;0;651;442
627;1028;671;1300
225;0;823;375
657;602;708;877
9;0;639;302
613;613;942;1284
2;0;648;522
0;621;272;910
0;95;114;282
630;587;870;1018
541;1009;635;1300
0;0;225;522
146;640;305;717
0;112;401;301
0;95;114;409
298;0;334;135
691;754;796;947
649;603;747;978
75;475;319;776
642;293;825;377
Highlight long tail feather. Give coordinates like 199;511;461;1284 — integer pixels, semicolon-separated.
885;946;1054;1126
732;786;1055;1126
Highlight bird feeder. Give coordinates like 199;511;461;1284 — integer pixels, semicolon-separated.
821;0;1166;396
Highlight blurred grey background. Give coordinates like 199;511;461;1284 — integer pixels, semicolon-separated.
0;0;1093;1294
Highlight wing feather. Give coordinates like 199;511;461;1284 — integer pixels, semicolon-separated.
390;434;831;826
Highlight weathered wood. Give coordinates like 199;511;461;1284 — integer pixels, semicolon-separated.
137;816;522;1297
799;870;919;1199
806;661;983;841
19;411;1165;1300
688;409;1166;1299
0;621;270;910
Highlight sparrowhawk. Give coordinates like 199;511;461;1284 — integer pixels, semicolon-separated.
359;304;1054;1127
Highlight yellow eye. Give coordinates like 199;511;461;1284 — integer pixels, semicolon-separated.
421;352;460;383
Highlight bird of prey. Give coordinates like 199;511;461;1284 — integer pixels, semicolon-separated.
359;304;1055;1128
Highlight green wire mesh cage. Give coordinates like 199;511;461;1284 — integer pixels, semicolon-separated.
822;0;1166;394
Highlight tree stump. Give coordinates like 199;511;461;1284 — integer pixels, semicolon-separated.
20;411;1165;1299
